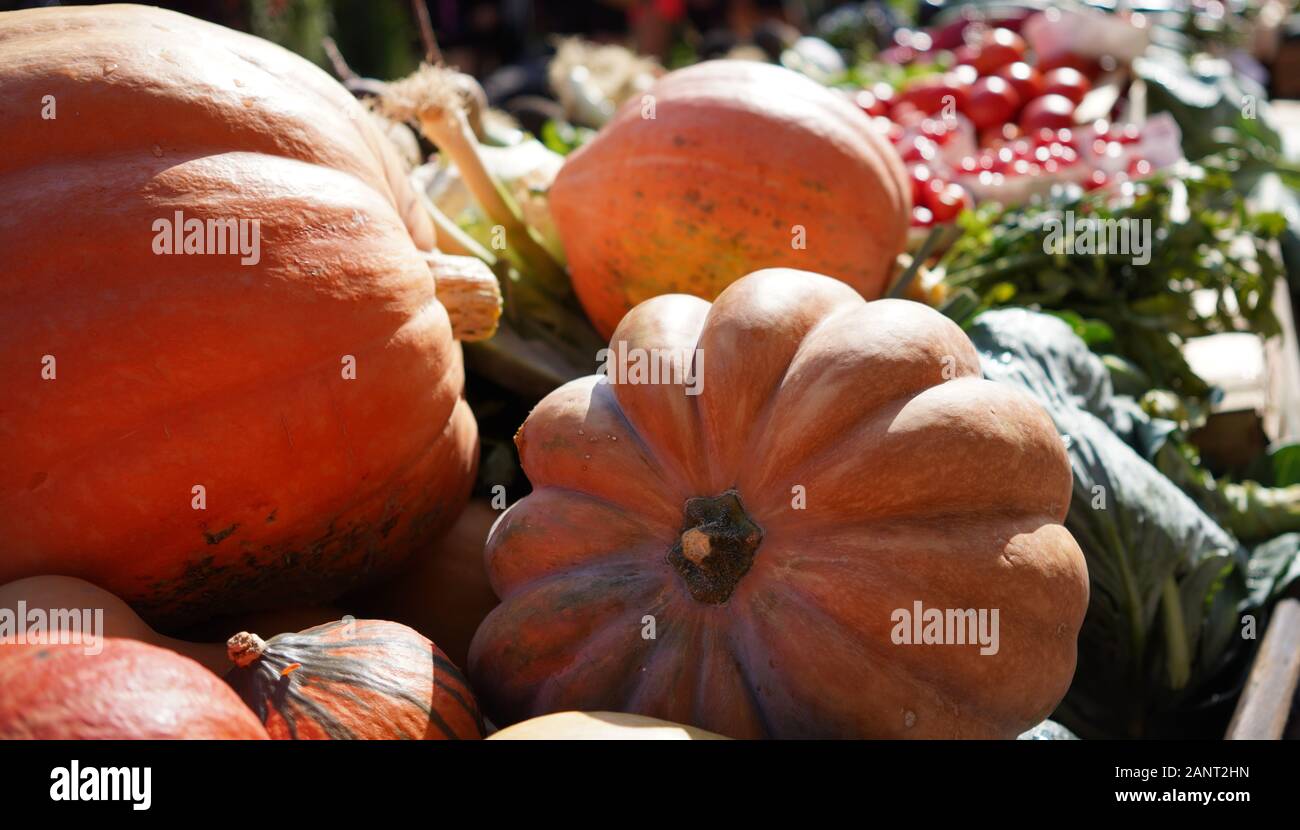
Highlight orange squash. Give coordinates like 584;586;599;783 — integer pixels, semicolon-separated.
348;498;499;669
0;575;227;673
489;711;728;740
549;60;911;337
226;619;484;740
0;6;498;625
0;638;268;739
469;269;1089;738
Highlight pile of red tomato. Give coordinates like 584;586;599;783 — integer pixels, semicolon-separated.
853;26;1158;227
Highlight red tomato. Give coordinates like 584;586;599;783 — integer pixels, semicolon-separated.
1032;126;1075;146
897;73;970;116
1129;158;1153;177
1019;94;1077;132
971;28;1026;75
950;63;980;86
854;89;888;117
964;76;1021;131
1009;158;1040;177
995;62;1044;104
868;116;904;144
900;135;938;163
891;101;926;127
908;164;934;205
925;119;961;146
1038;51;1102;79
1042;67;1091;105
1053;145;1080;165
927;182;971;222
871;82;896;107
953;44;980;67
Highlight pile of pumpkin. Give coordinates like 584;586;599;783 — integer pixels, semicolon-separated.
0;5;1089;740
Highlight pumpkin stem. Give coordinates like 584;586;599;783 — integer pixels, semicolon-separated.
667;490;763;604
379;65;569;297
425;252;502;341
226;631;268;668
418;189;498;264
680;528;713;566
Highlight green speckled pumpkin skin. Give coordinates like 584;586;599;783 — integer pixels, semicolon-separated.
549;60;911;337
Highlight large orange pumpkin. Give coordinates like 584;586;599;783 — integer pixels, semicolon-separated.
549;60;911;337
0;638;269;739
0;6;496;625
469;269;1089;738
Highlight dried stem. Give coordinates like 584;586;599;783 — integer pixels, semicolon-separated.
226;631;267;668
418;189;497;263
425;251;502;341
410;0;443;64
380;65;569;296
322;36;390;98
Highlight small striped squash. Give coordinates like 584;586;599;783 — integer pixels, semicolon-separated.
225;619;483;740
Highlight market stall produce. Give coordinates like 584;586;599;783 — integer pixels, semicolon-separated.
2;1;1299;750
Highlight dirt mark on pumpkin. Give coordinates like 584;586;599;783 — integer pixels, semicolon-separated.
203;523;240;545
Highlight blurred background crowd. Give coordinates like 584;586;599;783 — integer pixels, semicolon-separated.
8;1;1295;100
5;1;834;74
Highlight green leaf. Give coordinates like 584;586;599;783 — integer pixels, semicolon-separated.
1270;445;1300;488
971;309;1249;738
1247;534;1300;606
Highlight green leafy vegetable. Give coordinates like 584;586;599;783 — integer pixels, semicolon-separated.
539;119;595;157
971;308;1298;738
943;155;1288;407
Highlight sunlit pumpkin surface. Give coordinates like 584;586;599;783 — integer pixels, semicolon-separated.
550;59;911;338
470;269;1089;739
0;6;477;626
